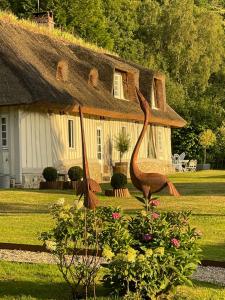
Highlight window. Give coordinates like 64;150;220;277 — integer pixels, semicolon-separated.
68;120;74;148
114;72;125;99
1;117;8;149
97;128;102;160
151;78;163;109
158;128;163;153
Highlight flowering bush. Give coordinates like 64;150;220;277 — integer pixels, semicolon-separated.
41;201;201;299
40;202;120;299
101;208;201;298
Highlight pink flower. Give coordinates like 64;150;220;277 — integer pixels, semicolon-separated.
112;212;121;219
171;238;180;248
152;212;160;219
143;234;153;242
149;200;160;207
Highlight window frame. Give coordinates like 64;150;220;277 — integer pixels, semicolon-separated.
1;116;8;150
96;127;103;161
68;119;75;149
113;71;127;100
151;78;164;110
157;127;164;153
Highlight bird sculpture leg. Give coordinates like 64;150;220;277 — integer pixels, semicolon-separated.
143;186;151;212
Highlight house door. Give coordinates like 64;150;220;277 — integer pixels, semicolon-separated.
0;116;10;175
96;127;103;173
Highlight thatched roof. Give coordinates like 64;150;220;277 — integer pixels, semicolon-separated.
0;15;186;128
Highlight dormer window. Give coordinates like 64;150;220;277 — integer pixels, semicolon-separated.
114;71;125;99
151;78;163;109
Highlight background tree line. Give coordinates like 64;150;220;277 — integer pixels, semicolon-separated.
1;0;225;167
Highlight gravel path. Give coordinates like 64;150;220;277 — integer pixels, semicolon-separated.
192;265;225;287
0;249;58;264
0;249;225;287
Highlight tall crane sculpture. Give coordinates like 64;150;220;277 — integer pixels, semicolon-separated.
76;106;101;209
130;89;180;209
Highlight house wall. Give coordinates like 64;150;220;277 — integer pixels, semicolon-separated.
18;110;173;188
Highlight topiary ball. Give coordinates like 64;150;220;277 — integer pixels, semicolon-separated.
42;167;57;182
68;166;83;181
111;173;127;189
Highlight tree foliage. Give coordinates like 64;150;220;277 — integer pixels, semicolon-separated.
199;129;217;163
0;0;225;164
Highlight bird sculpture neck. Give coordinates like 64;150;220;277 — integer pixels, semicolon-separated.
130;99;150;177
79;106;90;179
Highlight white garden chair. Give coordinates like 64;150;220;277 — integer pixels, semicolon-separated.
172;154;183;172
186;160;197;172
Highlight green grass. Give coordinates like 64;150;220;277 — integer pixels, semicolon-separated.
0;170;225;261
0;261;225;300
0;170;225;299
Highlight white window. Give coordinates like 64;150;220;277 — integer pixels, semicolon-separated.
151;84;157;109
1;117;8;149
114;72;124;99
97;128;102;160
68;120;74;148
158;128;163;153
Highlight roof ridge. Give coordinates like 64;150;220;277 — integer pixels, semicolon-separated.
0;10;115;56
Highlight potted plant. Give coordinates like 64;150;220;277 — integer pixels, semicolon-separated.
105;172;130;197
67;166;83;189
40;167;58;189
198;129;216;170
113;130;130;176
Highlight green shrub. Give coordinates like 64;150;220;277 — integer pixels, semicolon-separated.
40;203;119;299
42;167;57;182
68;166;83;181
111;172;127;189
101;208;201;298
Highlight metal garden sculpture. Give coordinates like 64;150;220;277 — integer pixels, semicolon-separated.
130;89;180;209
76;106;101;209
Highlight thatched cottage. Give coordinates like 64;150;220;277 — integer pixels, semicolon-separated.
0;12;185;188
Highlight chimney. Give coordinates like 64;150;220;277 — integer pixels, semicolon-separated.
32;11;54;29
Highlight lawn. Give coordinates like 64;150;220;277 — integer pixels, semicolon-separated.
0;170;225;261
0;170;225;299
0;261;225;300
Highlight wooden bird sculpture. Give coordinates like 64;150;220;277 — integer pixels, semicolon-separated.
130;89;180;207
76;106;102;209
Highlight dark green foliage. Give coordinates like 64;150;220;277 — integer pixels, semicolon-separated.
172;124;204;161
0;0;11;10
111;172;127;189
42;167;57;182
68;166;83;181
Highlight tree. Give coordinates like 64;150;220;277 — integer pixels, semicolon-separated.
0;0;11;10
103;0;143;61
114;130;130;163
47;0;113;49
214;123;225;168
199;129;216;164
